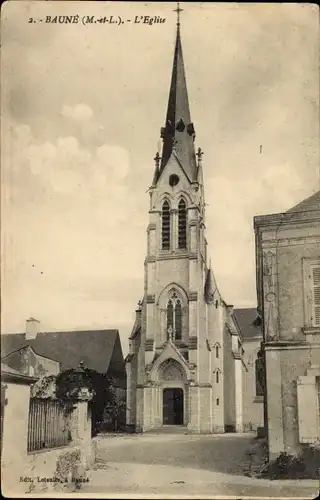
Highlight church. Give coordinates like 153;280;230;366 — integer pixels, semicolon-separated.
125;9;262;434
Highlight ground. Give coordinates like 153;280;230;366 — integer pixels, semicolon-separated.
82;432;319;498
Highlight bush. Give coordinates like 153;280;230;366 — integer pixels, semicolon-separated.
268;448;320;480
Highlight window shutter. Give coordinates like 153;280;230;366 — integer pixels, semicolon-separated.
297;376;319;443
311;265;320;326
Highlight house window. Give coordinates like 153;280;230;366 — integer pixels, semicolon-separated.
178;199;187;249
215;345;219;359
216;371;219;383
216;398;219;406
162;200;171;250
166;291;183;340
303;259;320;327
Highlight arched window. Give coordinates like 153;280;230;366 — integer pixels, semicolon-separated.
167;299;173;334
216;370;220;383
162;200;171;250
215;345;219;359
255;352;264;397
166;291;183;340
178;199;187;249
175;300;182;339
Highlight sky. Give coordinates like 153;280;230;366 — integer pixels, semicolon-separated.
1;1;319;355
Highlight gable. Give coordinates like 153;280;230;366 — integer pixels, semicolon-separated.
148;338;190;382
156;152;192;190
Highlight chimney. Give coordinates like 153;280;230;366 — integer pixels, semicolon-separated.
26;318;40;339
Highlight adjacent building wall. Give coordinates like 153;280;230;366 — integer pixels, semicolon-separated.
255;205;320;461
242;338;264;431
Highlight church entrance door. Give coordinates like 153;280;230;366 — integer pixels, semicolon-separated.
162;388;184;425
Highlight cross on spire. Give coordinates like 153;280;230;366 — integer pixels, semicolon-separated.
174;2;183;27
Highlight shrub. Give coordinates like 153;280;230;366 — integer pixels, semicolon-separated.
268;448;320;480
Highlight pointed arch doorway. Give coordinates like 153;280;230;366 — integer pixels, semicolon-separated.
156;358;188;427
163;387;184;425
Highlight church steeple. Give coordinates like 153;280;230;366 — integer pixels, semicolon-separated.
157;4;197;183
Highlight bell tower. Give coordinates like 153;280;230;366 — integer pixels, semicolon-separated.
126;4;236;435
145;3;207;363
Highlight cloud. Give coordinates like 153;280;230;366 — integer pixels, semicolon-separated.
1;3;318;348
62;103;93;122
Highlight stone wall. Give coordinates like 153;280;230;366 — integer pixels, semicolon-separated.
1;383;95;496
255;208;320;461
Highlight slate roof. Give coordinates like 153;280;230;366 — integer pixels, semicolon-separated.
158;22;197;182
1;329;124;375
287;190;320;213
233;308;262;340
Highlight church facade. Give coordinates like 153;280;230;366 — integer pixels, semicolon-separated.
125;17;250;434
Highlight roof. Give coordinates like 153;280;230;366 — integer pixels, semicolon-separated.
1;343;60;364
1;329;124;375
157;23;197;183
1;362;38;384
287;190;320;213
233;308;262;340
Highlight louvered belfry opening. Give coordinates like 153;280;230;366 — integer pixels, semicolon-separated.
178;199;187;249
162;200;171;250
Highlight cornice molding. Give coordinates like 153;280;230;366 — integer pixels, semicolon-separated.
264;341;320;351
189;292;198;301
254;210;320;230
146;294;155;304
147;223;157;232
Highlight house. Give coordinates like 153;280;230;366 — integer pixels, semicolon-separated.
2;318;127;432
125;16;249;434
234;308;264;432
1;318;126;392
254;189;320;461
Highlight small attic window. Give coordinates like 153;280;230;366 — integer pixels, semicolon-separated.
169;174;179;187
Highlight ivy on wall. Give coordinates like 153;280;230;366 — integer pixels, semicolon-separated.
31;367;127;433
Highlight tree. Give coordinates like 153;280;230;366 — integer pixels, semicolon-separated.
31;366;126;435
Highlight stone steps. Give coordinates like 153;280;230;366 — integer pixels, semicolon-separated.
145;426;188;434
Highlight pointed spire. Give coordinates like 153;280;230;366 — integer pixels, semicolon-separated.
158;4;197;182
